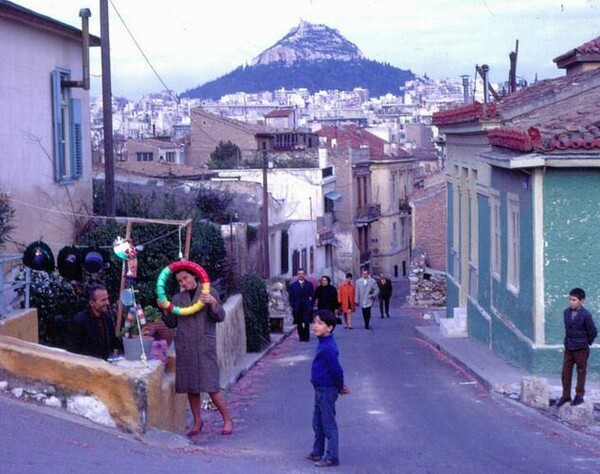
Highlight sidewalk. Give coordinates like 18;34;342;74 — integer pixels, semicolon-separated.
416;322;600;397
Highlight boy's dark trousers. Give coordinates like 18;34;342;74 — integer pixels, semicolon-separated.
312;386;339;462
361;307;371;329
561;347;590;397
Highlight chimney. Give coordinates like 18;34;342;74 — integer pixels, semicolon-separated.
61;9;92;90
318;147;328;168
481;65;490;103
461;75;470;104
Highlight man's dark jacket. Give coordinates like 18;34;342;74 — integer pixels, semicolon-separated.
68;308;123;359
563;306;598;351
288;279;315;324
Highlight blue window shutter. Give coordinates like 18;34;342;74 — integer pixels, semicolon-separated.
70;98;82;178
52;70;64;181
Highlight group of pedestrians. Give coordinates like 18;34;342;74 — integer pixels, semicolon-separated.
288;267;394;338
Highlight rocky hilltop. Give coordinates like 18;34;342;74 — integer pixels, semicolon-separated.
250;21;365;66
182;21;413;100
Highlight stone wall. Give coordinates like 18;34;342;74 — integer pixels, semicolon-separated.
412;179;447;271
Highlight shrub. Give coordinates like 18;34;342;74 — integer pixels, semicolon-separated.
16;270;85;347
241;274;270;352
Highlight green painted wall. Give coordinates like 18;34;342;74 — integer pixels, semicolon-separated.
467;299;490;346
543;168;600;345
490;167;535;341
477;193;491;311
447;185;455;279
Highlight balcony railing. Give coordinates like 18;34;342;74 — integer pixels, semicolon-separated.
399;198;412;215
355;203;381;224
359;250;371;264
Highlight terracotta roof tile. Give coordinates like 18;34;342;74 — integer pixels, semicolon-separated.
553;35;600;67
432;102;497;126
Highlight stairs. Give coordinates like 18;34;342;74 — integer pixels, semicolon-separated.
439;307;467;338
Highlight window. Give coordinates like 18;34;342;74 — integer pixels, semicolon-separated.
136;152;154;162
52;69;82;182
281;230;289;274
392;221;398;249
165;151;176;163
490;190;501;279
507;193;520;293
391;171;398;203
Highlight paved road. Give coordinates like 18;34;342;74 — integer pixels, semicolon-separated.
3;295;600;472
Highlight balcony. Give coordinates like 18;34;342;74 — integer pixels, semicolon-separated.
355;203;381;224
359;250;371;265
399;198;412;216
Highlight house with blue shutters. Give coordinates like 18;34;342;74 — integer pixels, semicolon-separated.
433;36;600;376
0;1;99;253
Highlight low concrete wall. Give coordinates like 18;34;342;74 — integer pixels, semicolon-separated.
217;294;246;386
0;308;38;343
0;295;247;433
0;335;186;433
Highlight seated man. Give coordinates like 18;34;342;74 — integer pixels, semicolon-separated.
68;284;123;359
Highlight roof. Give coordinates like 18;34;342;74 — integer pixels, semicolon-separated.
554;35;600;69
432;102;497;126
0;0;101;46
317;124;387;158
489;68;600;152
265;109;295;119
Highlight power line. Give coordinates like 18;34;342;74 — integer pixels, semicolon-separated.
109;0;180;105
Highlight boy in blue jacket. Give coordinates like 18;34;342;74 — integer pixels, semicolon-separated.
555;288;597;407
307;309;350;468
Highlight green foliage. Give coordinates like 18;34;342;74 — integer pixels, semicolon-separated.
241;274;270;352
182;59;415;100
0;192;15;248
195;186;235;224
209;141;242;169
16;270;84;347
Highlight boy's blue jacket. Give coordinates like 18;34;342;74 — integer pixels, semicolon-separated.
311;334;344;391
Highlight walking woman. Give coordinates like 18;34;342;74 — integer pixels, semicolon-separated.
337;273;355;329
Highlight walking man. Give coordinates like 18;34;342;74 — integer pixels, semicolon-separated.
288;268;315;342
355;268;378;330
377;272;393;318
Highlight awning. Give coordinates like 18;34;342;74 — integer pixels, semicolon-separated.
324;190;342;202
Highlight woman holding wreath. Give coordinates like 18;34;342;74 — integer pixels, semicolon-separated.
161;268;234;437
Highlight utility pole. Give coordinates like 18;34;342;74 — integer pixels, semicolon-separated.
262;147;270;278
100;0;115;217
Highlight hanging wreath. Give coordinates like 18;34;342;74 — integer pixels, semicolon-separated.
156;260;211;316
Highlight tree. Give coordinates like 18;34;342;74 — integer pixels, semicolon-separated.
0;192;15;249
209;141;242;169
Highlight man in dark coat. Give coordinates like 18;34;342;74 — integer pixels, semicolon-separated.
288;268;315;342
376;272;393;318
68;284;122;360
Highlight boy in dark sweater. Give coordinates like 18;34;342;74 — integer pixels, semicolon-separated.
555;288;597;407
307;309;350;468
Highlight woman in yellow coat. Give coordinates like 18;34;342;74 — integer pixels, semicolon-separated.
337;273;356;329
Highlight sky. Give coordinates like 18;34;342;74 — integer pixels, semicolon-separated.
15;0;600;99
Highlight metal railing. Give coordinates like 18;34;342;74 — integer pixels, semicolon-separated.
0;254;30;316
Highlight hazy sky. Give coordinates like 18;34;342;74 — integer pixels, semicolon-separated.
16;0;600;99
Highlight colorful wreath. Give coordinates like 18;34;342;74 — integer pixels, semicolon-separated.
156;260;211;316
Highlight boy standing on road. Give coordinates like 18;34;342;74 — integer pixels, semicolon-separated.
555;288;597;407
307;310;350;468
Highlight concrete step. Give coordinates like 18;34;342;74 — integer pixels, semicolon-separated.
439;318;468;338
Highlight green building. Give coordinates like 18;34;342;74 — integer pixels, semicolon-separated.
434;36;600;377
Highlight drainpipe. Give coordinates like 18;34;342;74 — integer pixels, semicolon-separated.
61;9;91;90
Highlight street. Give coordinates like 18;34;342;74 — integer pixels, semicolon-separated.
2;297;600;473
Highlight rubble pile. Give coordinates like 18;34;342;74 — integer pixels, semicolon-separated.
266;278;291;318
407;246;446;307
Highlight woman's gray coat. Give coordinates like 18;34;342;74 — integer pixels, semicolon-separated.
162;286;225;393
